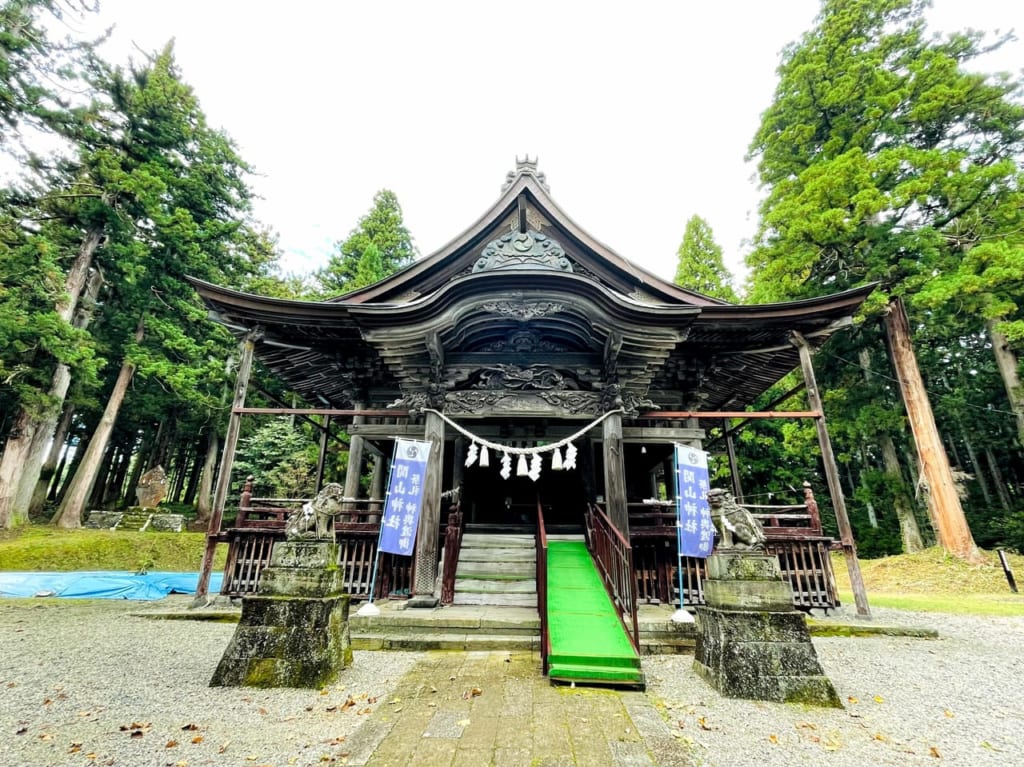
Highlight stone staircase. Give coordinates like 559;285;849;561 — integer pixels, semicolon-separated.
452;533;537;608
117;508;154;531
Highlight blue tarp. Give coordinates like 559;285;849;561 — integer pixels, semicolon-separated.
0;571;224;600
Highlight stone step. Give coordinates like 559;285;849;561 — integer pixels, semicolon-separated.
452;592;538;608
352;633;539;652
454;578;537;594
458;547;536;563
460;533;534;548
456;560;535;577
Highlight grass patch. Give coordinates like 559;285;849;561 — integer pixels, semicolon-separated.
0;525;226;572
832;547;1024;616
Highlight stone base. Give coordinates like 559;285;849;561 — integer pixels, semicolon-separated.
210;541;352;688
693;553;841;707
406;594;439;609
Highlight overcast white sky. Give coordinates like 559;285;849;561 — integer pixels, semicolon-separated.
77;1;1023;288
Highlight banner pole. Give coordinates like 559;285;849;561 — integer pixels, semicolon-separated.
671;443;694;624
357;441;400;617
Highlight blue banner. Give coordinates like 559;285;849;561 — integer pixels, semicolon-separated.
379;438;432;556
674;444;714;558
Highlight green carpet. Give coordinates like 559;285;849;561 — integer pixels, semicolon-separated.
545;541;644;687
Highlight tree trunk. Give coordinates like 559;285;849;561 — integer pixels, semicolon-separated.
28;404;76;517
879;433;925;552
192;430;218;527
90;442;116;508
883;296;981;562
963;437;994;506
52;320;143;529
856;449;878;528
2;258;104;527
984;446;1013;512
988;320;1024;447
0;412;40;527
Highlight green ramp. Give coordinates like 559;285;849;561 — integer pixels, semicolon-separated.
545;540;644;688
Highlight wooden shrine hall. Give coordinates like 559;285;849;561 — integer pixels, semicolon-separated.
189;159;873;675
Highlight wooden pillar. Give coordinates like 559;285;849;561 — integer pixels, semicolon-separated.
314;415;331;492
884;297;982;562
342;404;366;508
409;410;445;607
723;421;744;501
602;412;630;537
194;330;258;605
792;332;871;617
368;454;385;524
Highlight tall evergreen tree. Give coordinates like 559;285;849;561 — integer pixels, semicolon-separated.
315;189;416;295
672;215;738;302
745;0;1024;560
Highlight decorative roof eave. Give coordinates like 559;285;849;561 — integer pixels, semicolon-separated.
332;171;727;307
346;270;703;331
186;276;357;331
694;283;878;325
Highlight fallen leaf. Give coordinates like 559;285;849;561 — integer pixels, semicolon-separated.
873;695;885;704
357;707;372;715
16;727;27;735
796;722;817;730
85;753;97;760
340;697;356;712
325;705;337;712
847;696;859;704
873;733;888;742
697;717;717;731
130;730;144;739
217;740;230;754
43;698;53;705
929;746;941;758
282;715;297;722
176;761;188;767
980;741;1002;752
388;698;401;705
768;734;778;744
39;733;54;741
166;740;179;748
257;707;268;716
181;723;199;731
943;710;954;718
78;711;92;717
367;696;378;704
69;743;82;753
191;736;204;744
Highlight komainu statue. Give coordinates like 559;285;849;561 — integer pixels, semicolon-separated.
285;483;346;541
708;488;767;551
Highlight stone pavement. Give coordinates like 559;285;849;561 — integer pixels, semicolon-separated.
341;650;692;766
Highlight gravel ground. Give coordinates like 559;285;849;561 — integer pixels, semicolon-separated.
1;598;1022;767
0;598;420;767
644;607;1024;767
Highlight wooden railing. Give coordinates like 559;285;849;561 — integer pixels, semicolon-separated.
624;484;838;610
584;503;640;655
536;495;551;675
219;479;409;599
439;502;464;605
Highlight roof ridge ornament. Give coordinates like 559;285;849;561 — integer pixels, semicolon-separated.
502;155;550;192
473;229;573;273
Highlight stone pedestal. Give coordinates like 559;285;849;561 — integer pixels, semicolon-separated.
693;553;841;707
210;541;352;688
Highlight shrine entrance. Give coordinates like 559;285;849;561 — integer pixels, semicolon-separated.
461;457;589;530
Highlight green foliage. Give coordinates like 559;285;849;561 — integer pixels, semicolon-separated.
315;189;416;295
742;0;1024;555
672;215;738;301
746;0;1024;304
232;418;320;499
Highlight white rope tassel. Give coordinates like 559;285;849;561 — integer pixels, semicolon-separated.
500;453;512;480
528;453;542;482
551;446;563;471
564;443;578;470
516;454;529;477
465;442;479;468
479;444;489;467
